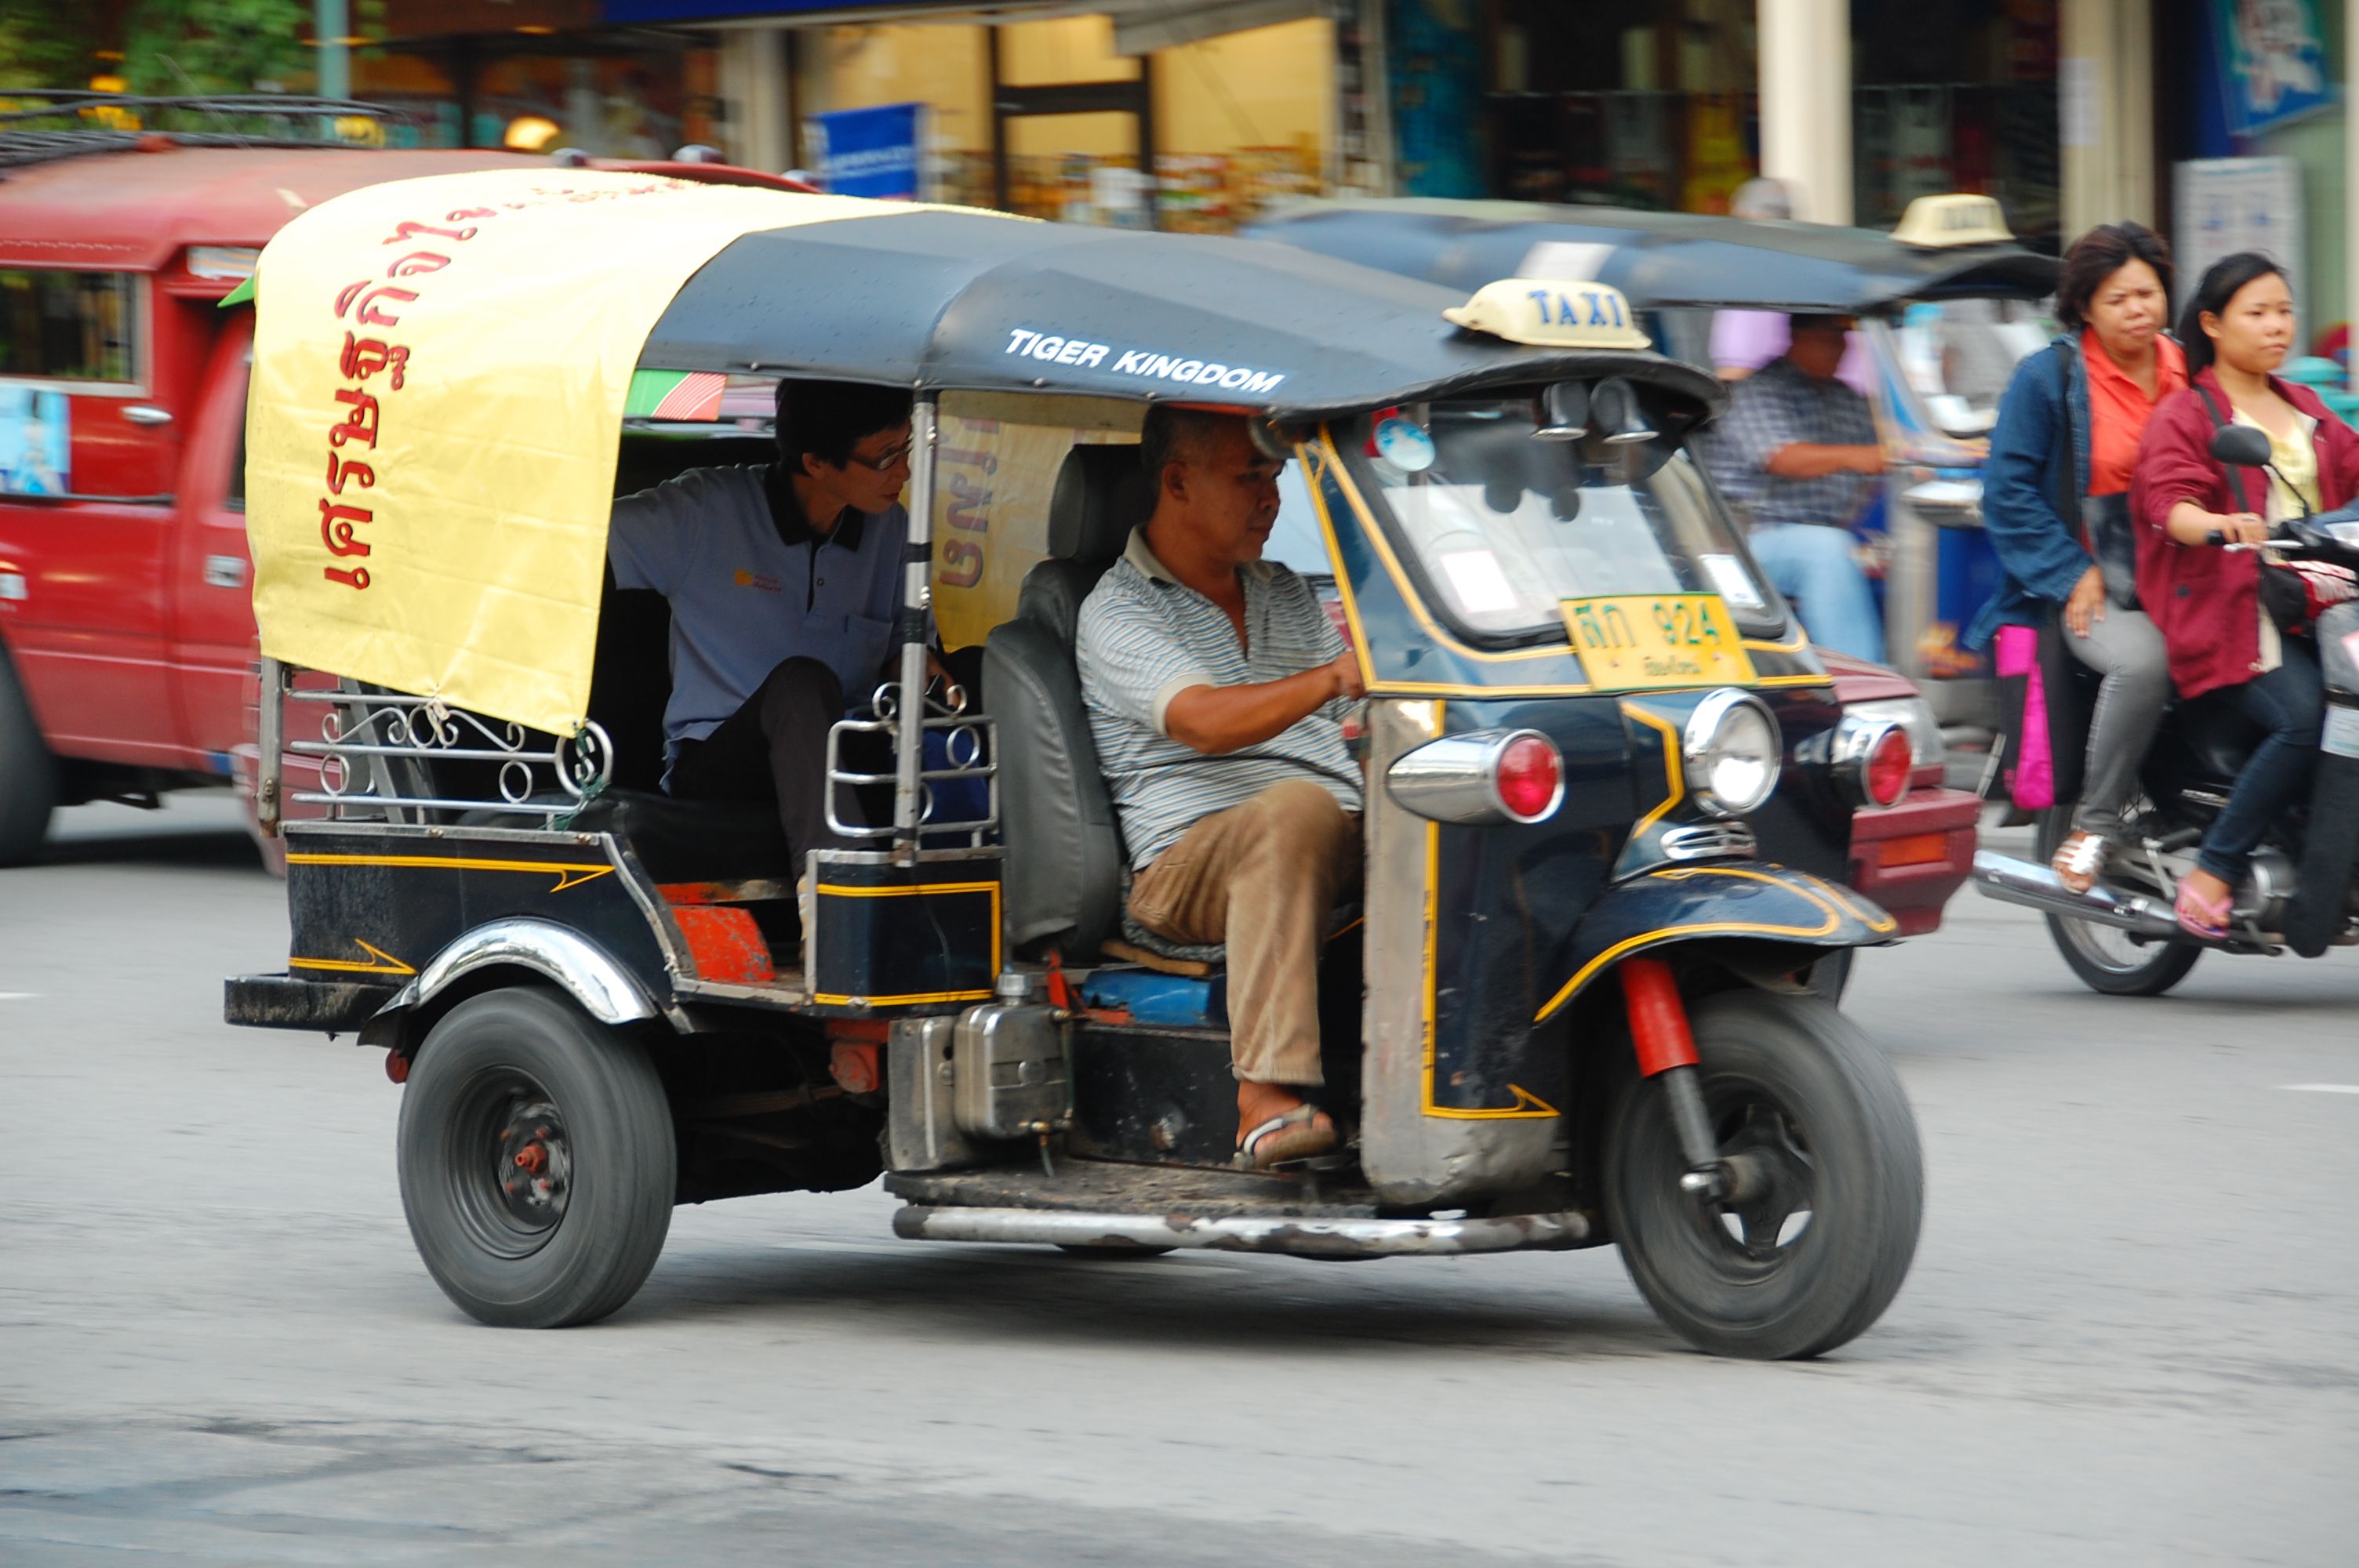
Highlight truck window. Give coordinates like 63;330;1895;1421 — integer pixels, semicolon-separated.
0;269;139;383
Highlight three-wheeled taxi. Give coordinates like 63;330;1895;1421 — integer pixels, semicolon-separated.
1242;194;2063;738
224;169;1923;1359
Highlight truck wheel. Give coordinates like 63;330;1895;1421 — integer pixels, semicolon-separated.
0;651;57;866
2034;809;2201;996
398;988;674;1328
1603;989;1923;1360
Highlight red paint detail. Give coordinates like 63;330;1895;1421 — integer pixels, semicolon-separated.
1044;952;1075;1013
825;1019;890;1044
1619;957;1699;1077
514;1143;547;1174
1845;785;1978;935
384;1050;409;1084
671;906;776;985
829;1041;881;1096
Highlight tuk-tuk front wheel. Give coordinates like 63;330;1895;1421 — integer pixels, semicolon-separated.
398;988;674;1328
1602;990;1922;1360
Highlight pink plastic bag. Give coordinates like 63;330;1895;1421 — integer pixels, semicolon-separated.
1995;624;2054;811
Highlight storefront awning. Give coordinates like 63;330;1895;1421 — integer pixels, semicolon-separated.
1109;0;1322;53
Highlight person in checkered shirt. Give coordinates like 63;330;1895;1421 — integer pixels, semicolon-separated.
1707;314;1888;660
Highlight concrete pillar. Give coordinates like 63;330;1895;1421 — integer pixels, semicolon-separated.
2059;0;2154;238
719;26;792;174
1757;0;1852;223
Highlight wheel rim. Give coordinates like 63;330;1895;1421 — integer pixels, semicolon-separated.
447;1068;572;1259
1673;1078;1818;1280
2052;912;2177;976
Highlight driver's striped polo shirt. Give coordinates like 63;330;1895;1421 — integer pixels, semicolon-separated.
1077;528;1362;869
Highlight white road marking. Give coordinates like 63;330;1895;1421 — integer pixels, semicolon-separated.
2279;1083;2359;1094
0;992;35;1001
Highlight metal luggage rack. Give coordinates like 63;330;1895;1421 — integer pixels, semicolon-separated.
259;660;611;829
0;93;413;170
824;681;999;857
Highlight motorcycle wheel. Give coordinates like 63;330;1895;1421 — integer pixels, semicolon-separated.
1602;989;1923;1360
0;649;58;867
2034;809;2202;996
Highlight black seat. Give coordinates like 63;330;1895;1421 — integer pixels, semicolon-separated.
984;444;1150;957
2178;699;2267;784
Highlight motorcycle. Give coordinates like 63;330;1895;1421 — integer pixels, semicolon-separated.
1973;425;2359;992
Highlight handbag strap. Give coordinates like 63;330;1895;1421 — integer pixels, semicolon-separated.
2193;380;2254;514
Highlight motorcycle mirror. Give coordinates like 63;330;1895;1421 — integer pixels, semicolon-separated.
2210;425;2273;468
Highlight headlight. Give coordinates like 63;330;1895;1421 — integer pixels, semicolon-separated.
1842;696;1942;774
1681;689;1781;818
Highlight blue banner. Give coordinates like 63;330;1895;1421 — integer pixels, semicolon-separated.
2212;0;2335;139
811;102;923;200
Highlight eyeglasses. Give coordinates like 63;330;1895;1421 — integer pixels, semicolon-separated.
844;441;912;473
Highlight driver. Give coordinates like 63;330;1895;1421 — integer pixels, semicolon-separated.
1076;407;1366;1170
607;379;914;866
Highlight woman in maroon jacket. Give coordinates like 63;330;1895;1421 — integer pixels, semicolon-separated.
2132;253;2357;936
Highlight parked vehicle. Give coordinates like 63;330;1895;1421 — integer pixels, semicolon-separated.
0;93;801;863
1245;193;1997;941
1975;430;2359;989
225;167;1924;1359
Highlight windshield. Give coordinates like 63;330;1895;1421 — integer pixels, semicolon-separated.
1339;400;1786;644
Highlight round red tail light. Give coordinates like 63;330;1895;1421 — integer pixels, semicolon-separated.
1864;724;1914;809
1493;732;1565;822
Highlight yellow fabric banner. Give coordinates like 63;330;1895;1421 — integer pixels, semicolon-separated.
247;169;914;735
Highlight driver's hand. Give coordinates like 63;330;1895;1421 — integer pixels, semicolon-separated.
2220;510;2270;545
1328;651;1366;702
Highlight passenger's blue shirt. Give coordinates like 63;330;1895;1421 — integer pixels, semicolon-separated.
608;465;907;771
1965;337;2095;651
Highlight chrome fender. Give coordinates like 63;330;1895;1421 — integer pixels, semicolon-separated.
1534;863;1897;1024
367;916;658;1041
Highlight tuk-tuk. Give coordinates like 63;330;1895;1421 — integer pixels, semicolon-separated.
223;168;1923;1360
1241;194;2063;739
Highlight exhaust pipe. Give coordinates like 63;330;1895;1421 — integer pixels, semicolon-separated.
1971;851;2187;942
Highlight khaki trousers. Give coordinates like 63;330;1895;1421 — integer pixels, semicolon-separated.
1125;779;1361;1086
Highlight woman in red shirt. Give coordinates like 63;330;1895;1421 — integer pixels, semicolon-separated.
2132;254;2357;935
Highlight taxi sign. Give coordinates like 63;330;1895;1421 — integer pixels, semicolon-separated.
1445;278;1651;350
1561;593;1756;690
1892;194;2014;249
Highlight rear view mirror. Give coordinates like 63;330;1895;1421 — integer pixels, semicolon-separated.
2210;424;2273;468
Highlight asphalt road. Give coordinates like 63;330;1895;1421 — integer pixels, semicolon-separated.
3;793;2354;1566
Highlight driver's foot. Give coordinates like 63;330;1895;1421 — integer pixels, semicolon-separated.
1236;1082;1336;1169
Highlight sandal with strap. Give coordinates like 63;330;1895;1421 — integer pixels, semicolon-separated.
1235;1103;1338;1171
2175;877;2232;941
2052;830;2109;895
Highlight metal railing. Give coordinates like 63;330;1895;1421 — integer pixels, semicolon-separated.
824;681;998;855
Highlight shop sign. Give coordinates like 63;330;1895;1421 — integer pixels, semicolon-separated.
2211;0;2335;138
811;103;923;201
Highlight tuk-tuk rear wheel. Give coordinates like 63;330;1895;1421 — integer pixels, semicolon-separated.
1602;989;1922;1360
398;987;674;1329
0;649;58;867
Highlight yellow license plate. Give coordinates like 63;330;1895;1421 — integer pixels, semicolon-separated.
1561;593;1757;690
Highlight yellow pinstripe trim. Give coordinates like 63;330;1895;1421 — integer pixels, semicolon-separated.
813;880;1000;898
289;938;416;977
811;988;995;1007
810;879;1003;1000
1621;701;1685;839
285;852;612;891
1531;866;1875;1023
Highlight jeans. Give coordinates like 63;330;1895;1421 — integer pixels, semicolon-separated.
2062;607;2171;840
1747;523;1885;662
2197;640;2324;885
670;657;885;869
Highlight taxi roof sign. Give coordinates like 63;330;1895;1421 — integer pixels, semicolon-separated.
1892;194;2015;249
1444;278;1650;350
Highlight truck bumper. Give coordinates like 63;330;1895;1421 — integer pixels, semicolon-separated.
1846;785;1980;936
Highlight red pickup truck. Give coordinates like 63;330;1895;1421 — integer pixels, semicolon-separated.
0;119;805;864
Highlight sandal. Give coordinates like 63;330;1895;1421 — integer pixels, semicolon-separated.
2175;877;2232;941
2051;829;2108;895
1235;1102;1338;1170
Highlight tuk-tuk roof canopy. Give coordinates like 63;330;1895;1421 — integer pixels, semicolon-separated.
1242;199;2061;317
642;209;1710;417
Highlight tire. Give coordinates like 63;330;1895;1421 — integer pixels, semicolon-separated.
398;988;675;1328
1056;1243;1176;1260
1602;989;1923;1360
2033;809;2201;996
0;650;58;866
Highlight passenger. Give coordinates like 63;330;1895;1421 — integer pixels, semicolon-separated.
1707;314;1888;661
1972;223;2183;893
607;379;918;867
1075;407;1365;1169
2132;253;2357;938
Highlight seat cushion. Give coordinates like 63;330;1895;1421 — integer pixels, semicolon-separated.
569;790;794;884
1049;444;1150;562
983;615;1125;955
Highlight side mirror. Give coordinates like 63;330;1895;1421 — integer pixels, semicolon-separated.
2210;424;2274;469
